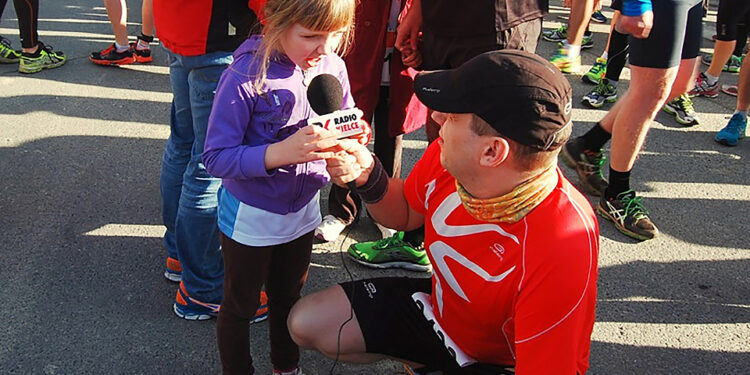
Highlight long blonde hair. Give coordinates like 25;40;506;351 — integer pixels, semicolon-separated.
252;0;355;93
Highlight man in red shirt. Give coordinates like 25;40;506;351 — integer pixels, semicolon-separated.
288;50;599;374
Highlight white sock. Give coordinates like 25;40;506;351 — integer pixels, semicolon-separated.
600;51;608;60
703;71;719;85
734;110;747;117
564;42;581;59
137;39;150;50
114;42;129;53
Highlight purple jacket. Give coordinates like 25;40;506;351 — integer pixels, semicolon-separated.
203;36;354;214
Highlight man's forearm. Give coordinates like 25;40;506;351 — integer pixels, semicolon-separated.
365;178;422;231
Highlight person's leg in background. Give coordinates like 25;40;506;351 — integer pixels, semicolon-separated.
716;44;750;146
550;0;595;73
6;0;66;73
0;0;23;64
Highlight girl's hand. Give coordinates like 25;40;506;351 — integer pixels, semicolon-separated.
265;125;339;169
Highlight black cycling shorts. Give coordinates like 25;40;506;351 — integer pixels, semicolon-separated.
715;0;750;41
629;0;703;68
340;277;514;375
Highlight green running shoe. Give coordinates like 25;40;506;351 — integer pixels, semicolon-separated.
583;57;607;84
19;41;66;74
542;25;568;42
549;48;581;74
348;231;431;272
0;36;21;63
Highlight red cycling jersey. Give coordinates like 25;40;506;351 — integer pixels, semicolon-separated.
404;141;599;374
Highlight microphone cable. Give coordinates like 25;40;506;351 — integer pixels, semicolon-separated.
329;220;357;375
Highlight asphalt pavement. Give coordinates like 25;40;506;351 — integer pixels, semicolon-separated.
0;1;748;374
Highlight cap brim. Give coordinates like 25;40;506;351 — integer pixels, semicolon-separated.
413;70;472;114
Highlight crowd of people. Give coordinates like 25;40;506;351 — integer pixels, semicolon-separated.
1;0;747;374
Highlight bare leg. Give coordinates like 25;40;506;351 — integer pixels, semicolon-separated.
566;0;594;47
706;40;736;78
104;0;128;46
737;54;750;111
141;0;154;37
288;285;388;364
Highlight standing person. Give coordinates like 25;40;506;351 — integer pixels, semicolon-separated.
288;50;599;374
345;0;549;273
89;0;155;65
314;0;427;244
562;0;703;241
715;45;750;146
153;0;261;321
0;0;65;73
201;0;365;373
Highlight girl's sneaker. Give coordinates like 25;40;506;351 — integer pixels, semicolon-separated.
583;57;607;84
273;367;302;375
90;43;135;66
18;42;66;74
0;36;21;63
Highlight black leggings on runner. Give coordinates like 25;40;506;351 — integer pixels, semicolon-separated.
0;0;39;48
604;28;629;82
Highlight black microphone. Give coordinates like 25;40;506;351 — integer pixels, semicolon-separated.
306;74;365;191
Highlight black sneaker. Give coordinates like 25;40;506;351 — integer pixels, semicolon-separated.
130;34;153;63
89;43;135;66
0;36;21;63
560;137;608;196
597;190;658;241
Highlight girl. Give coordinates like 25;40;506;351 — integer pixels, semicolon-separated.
202;0;358;373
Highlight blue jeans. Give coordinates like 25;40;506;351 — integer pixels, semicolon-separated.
160;48;233;304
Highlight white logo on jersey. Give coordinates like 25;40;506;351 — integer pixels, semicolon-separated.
427;192;518;316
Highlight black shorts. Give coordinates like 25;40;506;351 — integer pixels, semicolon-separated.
629;0;703;68
715;0;750;41
611;0;622;12
340;277;513;375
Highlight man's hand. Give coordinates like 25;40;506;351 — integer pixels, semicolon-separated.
325;139;373;188
395;0;422;56
615;11;653;39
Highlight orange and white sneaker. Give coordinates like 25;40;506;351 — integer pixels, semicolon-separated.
164;256;182;282
130;33;153;63
173;281;269;323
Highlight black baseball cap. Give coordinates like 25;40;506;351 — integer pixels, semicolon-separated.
414;49;573;151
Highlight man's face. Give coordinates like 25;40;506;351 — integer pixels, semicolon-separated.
279;24;345;70
434;111;482;178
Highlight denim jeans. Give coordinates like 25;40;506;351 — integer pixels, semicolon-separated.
160;48;233;304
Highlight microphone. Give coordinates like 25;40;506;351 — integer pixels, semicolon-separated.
306;74;365;191
307;74;365;139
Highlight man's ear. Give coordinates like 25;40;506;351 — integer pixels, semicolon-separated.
479;137;510;167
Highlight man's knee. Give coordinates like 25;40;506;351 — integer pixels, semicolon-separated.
287;293;319;348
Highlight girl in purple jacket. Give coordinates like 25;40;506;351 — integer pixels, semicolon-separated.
202;0;358;373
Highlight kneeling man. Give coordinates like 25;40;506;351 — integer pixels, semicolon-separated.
289;50;599;374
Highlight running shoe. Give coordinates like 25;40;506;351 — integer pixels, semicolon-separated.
173;282;269;322
348;231;431;272
726;54;742;73
597;190;658;241
18;42;66;74
591;10;608;23
542;25;568;42
721;84;738;97
582;78;617;108
130;34;153;63
0;36;21;63
314;214;347;242
702;53;742;72
583;57;607;84
663;94;700;126
715;112;746;146
89;43;135;66
688;72;719;98
549;48;581;74
560;137;608;196
164;256;182;282
173;281;220;321
556;33;594;49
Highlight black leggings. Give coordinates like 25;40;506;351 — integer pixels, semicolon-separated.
0;0;39;48
605;28;629;82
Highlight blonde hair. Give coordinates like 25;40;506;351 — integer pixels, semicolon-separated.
252;0;355;93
